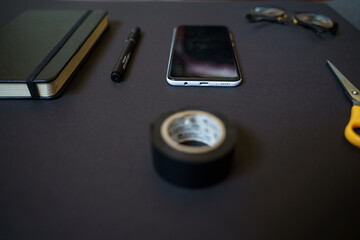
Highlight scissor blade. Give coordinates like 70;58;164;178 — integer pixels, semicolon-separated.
327;60;360;106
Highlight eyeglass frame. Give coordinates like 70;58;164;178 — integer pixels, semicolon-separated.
246;6;338;36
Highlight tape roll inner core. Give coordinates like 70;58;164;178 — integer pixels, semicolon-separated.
160;110;226;154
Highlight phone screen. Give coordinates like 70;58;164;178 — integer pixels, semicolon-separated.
167;25;241;86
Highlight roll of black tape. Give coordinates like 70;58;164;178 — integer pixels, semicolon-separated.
151;107;237;188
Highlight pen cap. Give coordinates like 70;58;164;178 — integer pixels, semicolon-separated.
128;27;141;42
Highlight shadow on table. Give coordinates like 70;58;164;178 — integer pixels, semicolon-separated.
230;124;260;179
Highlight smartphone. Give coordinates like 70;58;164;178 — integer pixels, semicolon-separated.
166;25;242;87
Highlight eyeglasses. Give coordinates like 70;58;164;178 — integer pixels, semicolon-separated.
246;6;338;36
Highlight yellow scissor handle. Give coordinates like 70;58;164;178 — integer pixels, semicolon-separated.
344;105;360;148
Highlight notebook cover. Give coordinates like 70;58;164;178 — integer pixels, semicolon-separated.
0;10;108;98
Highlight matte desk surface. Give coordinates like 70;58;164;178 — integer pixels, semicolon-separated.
1;1;359;239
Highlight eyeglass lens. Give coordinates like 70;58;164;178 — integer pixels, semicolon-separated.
253;6;286;17
295;13;334;28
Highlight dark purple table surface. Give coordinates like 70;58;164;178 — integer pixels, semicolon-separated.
1;1;359;239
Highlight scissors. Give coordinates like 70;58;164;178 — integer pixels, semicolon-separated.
327;60;360;148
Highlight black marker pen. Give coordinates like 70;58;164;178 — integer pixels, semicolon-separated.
111;27;141;82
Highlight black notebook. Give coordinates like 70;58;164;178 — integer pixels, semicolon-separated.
0;10;108;99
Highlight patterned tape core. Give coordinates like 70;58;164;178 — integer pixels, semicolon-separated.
160;110;226;154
